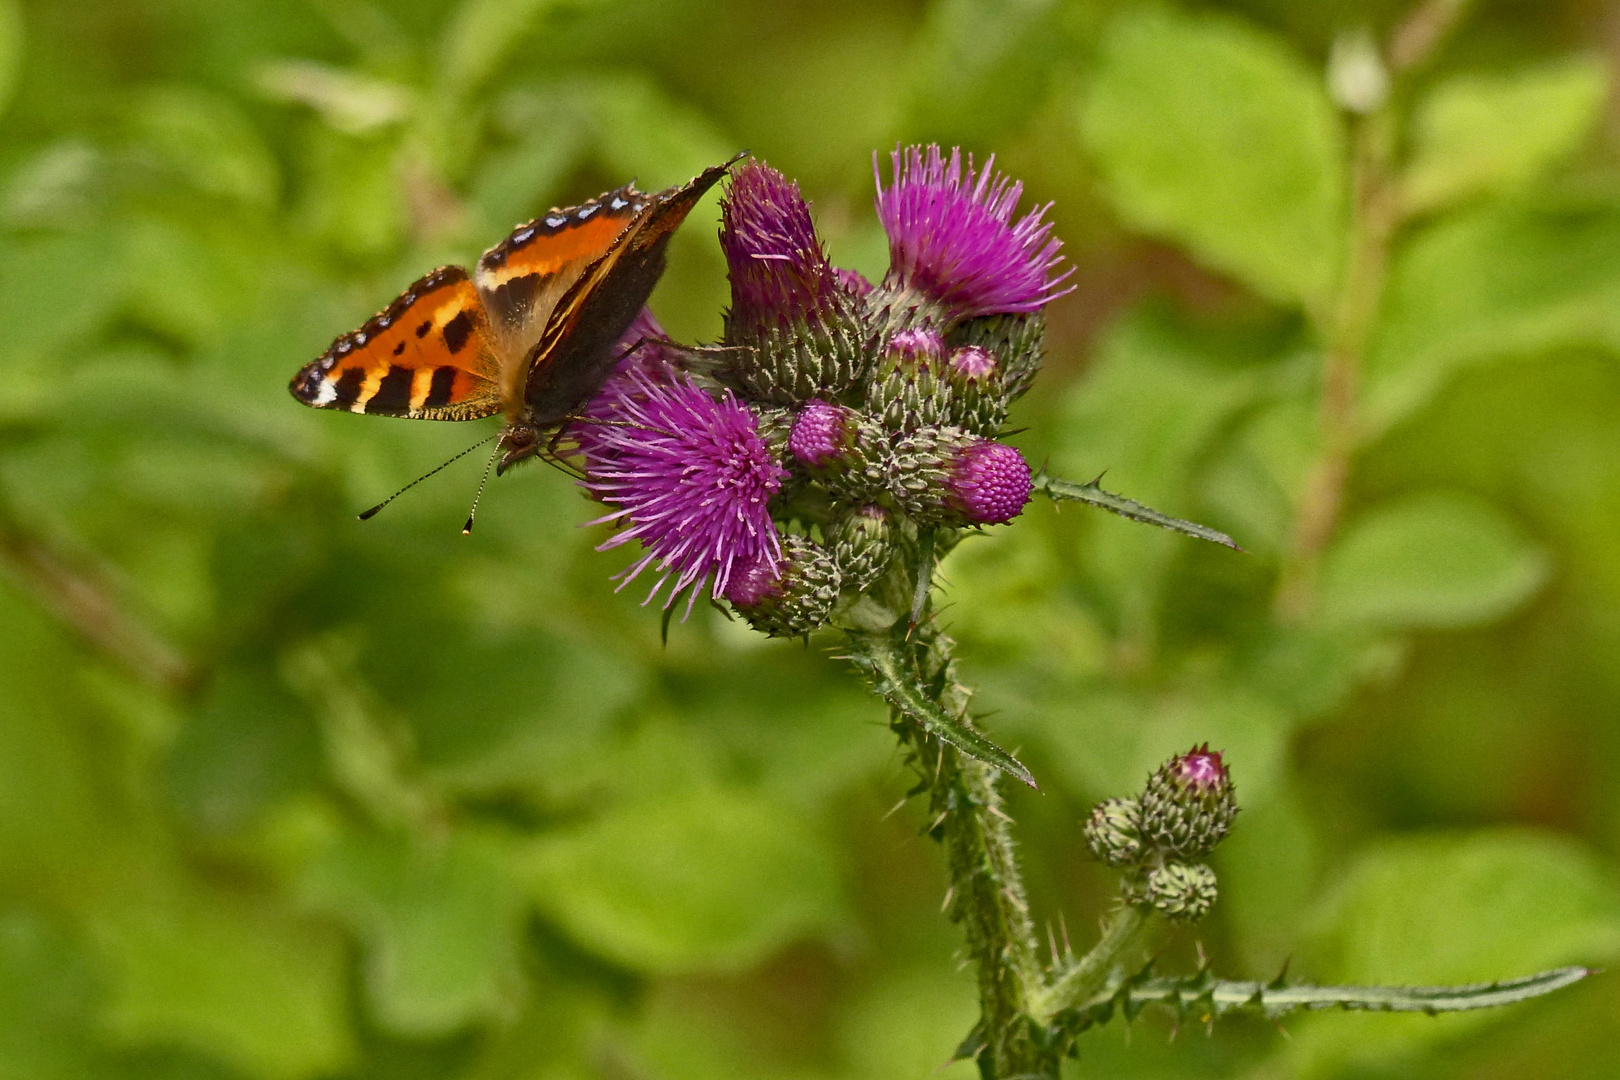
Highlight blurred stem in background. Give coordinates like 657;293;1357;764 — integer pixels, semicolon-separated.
1277;0;1467;619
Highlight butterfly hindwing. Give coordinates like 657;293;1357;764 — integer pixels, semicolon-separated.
290;266;502;420
520;159;738;427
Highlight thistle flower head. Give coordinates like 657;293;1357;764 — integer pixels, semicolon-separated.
948;441;1031;525
578;368;787;609
721;160;844;334
875;144;1074;322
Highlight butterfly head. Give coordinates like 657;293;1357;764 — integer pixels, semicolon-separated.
496;422;543;475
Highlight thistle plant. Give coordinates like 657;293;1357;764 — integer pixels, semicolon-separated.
559;147;1589;1078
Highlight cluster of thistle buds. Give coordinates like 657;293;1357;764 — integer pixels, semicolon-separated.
1084;745;1237;923
570;146;1073;630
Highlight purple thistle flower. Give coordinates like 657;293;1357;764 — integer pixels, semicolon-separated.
875;144;1074;322
720;160;845;334
949;441;1031;525
578;367;787;610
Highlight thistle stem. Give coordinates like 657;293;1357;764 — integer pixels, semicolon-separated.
1027;902;1153;1023
857;620;1049;1075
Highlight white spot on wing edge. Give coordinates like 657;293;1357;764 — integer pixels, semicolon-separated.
313;380;338;406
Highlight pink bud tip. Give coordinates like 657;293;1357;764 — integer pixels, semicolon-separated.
886;326;944;366
1175;744;1228;791
948;345;997;381
950;441;1031;524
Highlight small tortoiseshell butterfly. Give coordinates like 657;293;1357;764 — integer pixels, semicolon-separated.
289;156;739;500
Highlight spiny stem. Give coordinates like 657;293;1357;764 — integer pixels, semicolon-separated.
1029;902;1153;1023
857;614;1048;1075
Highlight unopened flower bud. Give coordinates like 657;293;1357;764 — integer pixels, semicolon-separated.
1144;861;1218;922
725;534;842;636
949;313;1045;404
866;326;952;431
787;401;890;502
719;161;870;404
828;504;897;591
1138;745;1237;858
1084;797;1143;867
944;345;1009;435
888;428;1032;526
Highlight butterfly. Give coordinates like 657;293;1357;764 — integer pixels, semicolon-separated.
289;156;740;497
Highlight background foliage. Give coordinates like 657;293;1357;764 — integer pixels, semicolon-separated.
2;0;1620;1077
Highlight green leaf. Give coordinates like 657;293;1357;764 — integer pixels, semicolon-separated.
87;880;354;1080
847;633;1038;789
1086;965;1591;1024
1318;492;1549;630
573;74;737;193
1080;7;1347;308
0;907;102;1080
0;0;21;122
1310;829;1620;984
437;0;571;101
1364;201;1620;436
127;86;281;211
1032;472;1240;549
297;829;524;1036
903;0;1064;144
1280;829;1620;1074
1402;56;1609;217
519;787;844;974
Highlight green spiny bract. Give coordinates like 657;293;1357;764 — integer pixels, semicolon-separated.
863;325;953;431
828;503;897;592
1138;744;1237;858
947;312;1045;403
730;533;842;636
1143;861;1217;922
1083;797;1144;867
721;301;873;405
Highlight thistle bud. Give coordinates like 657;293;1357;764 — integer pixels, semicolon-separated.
865;326;952;431
887;428;1032;527
719;161;870;404
1083;797;1143;868
948;313;1045;404
1138;745;1237;858
943;345;1009;435
787;401;890;502
828;504;897;592
1144;861;1218;923
725;534;843;636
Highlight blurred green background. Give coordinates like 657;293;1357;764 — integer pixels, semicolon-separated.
3;0;1620;1077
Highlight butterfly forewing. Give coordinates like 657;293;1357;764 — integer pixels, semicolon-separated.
290;266;502;420
475;186;648;360
520;159;736;427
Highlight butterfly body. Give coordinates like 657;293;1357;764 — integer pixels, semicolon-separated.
289;158;738;474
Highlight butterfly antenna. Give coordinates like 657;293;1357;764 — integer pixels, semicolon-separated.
358;434;497;522
461;440;502;535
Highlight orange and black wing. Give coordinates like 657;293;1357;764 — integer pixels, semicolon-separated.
520;156;741;427
474;186;649;355
289;266;502;420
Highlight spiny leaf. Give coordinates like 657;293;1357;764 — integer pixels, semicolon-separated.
1031;472;1241;550
1063;965;1591;1028
848;635;1038;789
